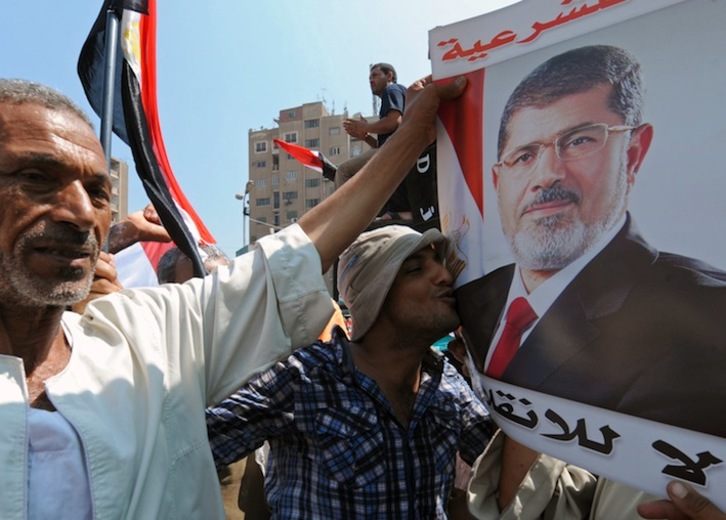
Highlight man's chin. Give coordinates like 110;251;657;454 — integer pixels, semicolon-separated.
510;224;589;271
26;288;89;308
5;274;92;308
432;315;461;341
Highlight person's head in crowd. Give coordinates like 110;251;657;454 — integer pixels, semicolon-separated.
369;62;398;95
492;45;654;274
0;78;110;308
156;244;230;284
337;224;459;344
201;244;230;273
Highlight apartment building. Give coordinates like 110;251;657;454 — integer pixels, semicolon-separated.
109;157;129;224
246;101;373;245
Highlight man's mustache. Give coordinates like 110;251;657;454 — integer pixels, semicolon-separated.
21;225;98;251
522;184;580;214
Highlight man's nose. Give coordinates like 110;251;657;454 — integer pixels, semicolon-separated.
52;181;96;231
433;260;454;285
529;145;567;189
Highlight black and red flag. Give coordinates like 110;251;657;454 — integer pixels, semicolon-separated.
78;0;215;284
273;138;338;182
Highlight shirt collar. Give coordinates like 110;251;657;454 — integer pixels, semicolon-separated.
333;326;445;380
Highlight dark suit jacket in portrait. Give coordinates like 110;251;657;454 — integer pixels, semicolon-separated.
456;215;726;437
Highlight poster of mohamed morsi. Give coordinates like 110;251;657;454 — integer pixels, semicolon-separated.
430;0;726;506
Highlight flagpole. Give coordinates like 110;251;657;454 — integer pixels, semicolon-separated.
100;5;120;169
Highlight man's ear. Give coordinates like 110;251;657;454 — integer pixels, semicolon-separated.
625;123;653;186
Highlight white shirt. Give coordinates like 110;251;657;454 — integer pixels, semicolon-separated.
1;224;333;520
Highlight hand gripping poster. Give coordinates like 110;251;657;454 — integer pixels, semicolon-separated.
430;0;726;506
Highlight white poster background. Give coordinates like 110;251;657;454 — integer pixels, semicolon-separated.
431;0;726;506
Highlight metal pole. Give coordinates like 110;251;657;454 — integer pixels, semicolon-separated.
100;7;120;170
244;180;253;247
243;201;247;247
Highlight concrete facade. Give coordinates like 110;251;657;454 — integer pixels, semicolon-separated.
247;102;373;245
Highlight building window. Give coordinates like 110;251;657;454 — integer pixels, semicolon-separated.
255;178;267;188
273;213;280;227
255;216;267;226
283;191;298;204
256;197;270;207
304;138;320;148
286;210;298;220
305;178;320;188
304;119;320;129
272;155;279;170
284;132;298;143
272;174;279;187
287;111;297;118
329;126;341;135
305;198;320;209
285;171;297;181
255;141;267;153
329;146;341;156
351;143;364;157
255;160;266;168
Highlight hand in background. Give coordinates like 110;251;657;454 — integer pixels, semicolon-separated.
638;482;725;520
71;252;123;313
403;75;467;146
107;203;171;254
343;116;369;139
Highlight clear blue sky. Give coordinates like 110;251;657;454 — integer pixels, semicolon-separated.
1;1;517;256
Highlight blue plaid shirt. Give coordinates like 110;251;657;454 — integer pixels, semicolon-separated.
207;327;493;519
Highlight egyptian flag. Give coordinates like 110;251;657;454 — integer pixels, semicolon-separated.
78;0;215;285
273;138;338;182
435;69;486;283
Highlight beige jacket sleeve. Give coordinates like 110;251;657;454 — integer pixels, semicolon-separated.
467;431;597;520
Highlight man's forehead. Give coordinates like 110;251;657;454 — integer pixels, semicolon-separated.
0;102;106;168
0;101;93;133
504;85;619;148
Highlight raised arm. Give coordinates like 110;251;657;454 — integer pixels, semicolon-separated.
299;76;466;271
106;203;171;254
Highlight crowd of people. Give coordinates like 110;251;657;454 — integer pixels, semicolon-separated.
0;47;722;520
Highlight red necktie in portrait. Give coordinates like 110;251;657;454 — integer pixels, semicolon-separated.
486;297;537;378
